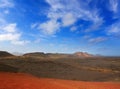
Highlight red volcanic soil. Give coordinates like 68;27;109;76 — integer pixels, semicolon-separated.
0;72;120;89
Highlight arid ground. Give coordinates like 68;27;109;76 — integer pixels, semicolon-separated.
0;72;120;89
0;51;120;89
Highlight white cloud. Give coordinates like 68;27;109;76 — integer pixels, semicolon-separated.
0;23;29;45
2;23;17;33
46;0;102;23
109;0;118;13
70;26;77;32
46;0;64;11
4;10;9;14
42;0;103;34
62;13;76;27
34;39;41;43
107;22;120;35
32;0;103;35
38;20;60;35
0;0;14;8
11;40;30;45
89;37;107;43
0;33;20;41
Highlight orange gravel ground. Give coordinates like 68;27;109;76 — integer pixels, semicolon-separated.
0;72;120;89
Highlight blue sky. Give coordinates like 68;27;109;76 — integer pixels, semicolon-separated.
0;0;120;56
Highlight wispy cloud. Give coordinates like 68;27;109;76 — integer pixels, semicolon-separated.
11;40;30;45
70;26;77;32
0;0;14;24
85;11;103;32
4;10;9;14
2;23;17;33
88;37;107;43
31;23;39;29
107;21;120;35
109;0;118;13
0;0;14;8
34;0;103;35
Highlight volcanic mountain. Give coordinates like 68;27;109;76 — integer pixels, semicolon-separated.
73;52;93;57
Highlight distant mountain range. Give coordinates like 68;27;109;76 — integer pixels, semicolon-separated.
0;51;94;58
23;52;94;58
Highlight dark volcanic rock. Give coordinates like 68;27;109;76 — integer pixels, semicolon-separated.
0;51;14;57
23;52;46;57
0;63;18;72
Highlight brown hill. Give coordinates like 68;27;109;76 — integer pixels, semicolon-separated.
23;52;93;58
73;52;93;57
23;52;70;59
0;51;14;57
23;52;45;57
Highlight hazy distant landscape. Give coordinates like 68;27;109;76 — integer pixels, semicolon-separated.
0;51;120;82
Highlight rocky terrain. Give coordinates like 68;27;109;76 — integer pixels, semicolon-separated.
0;51;120;82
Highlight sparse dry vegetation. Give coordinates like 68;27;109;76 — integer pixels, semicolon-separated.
0;51;120;82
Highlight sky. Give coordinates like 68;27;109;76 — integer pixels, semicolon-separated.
0;0;120;56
